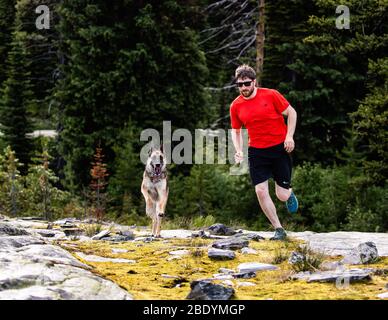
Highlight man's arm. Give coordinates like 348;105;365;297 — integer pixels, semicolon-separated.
282;105;297;153
231;128;244;163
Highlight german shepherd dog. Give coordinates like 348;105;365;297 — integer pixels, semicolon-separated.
141;147;169;237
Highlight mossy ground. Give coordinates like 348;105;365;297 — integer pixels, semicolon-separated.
59;236;388;300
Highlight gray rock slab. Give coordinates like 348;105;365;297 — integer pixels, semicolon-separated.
287;231;388;257
291;268;374;283
0;236;46;251
237;262;278;273
186;280;235;300
241;247;258;255
91;229;111;240
208;248;236;260
0;223;30;236
212;238;249;250
207;223;237;236
75;252;136;264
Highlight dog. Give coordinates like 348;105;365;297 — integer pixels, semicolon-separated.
141;147;169;238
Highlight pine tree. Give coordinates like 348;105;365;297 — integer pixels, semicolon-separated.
89;145;109;221
0;0;16;87
0;28;33;172
0;146;23;216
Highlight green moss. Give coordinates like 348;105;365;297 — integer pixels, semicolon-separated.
61;238;388;300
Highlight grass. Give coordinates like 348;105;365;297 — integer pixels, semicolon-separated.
60;236;388;300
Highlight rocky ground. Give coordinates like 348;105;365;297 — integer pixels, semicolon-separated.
0;215;387;300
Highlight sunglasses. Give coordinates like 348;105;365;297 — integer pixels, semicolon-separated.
236;81;253;88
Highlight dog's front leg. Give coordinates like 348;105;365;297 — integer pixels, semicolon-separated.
155;189;168;238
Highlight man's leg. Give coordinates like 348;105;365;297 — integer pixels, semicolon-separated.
255;180;283;229
275;183;292;202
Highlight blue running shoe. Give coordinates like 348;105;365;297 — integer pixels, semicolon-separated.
286;191;298;213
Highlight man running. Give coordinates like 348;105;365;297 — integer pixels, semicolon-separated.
230;64;298;240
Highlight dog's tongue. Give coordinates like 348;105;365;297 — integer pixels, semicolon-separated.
155;167;161;175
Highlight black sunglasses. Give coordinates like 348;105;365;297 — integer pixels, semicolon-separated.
236;81;253;87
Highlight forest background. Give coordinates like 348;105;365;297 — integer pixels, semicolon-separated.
0;0;386;233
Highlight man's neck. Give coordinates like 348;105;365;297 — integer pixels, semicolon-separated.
242;87;258;100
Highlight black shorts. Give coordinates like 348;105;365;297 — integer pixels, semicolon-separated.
248;143;292;189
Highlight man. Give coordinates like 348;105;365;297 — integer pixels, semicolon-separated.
230;64;298;240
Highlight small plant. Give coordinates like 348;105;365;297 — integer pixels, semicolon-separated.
289;245;326;272
84;223;102;237
272;249;289;264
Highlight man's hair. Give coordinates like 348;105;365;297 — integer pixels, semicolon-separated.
234;64;256;81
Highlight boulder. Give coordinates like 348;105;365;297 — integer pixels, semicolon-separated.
212;238;249;250
237;262;278;273
208;248;236;260
341;242;379;265
288;252;305;265
0;223;29;236
241;247;258;255
186;280;235;300
91;229;111;240
235;233;265;241
207;223;237;236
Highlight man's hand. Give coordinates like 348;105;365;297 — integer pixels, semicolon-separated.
284;135;295;153
234;151;244;164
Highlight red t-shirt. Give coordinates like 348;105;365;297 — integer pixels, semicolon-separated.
230;88;290;148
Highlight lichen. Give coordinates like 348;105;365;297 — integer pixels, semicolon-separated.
60;237;388;300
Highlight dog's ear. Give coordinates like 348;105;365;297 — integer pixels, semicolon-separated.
160;143;163;153
148;146;153;156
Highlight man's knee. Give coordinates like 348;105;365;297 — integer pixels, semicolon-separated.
275;186;291;202
255;184;269;200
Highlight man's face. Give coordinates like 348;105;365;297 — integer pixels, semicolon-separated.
236;77;255;97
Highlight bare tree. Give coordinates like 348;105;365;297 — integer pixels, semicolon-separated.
201;0;265;83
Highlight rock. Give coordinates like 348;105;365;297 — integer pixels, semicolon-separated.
63;228;83;237
33;229;62;238
75;252;136;264
207;223;237;236
169;250;190;256
241;247;258;255
219;268;235;274
186;280;235;300
191;230;210;238
235;233;265;241
208;248;236;260
211;274;234;280
119;230;135;239
91;229;111;240
212;238;249;250
288;252;305;265
100;235;133;242
112;248;129;254
0;223;29;236
237;262;278;273
0;236;46;251
341;242;379;265
233;272;257;279
237;281;256;287
307;268;374;283
377;292;388;299
292;268;374;283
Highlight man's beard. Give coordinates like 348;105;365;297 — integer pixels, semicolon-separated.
241;87;254;97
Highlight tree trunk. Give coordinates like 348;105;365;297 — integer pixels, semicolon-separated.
256;0;265;86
